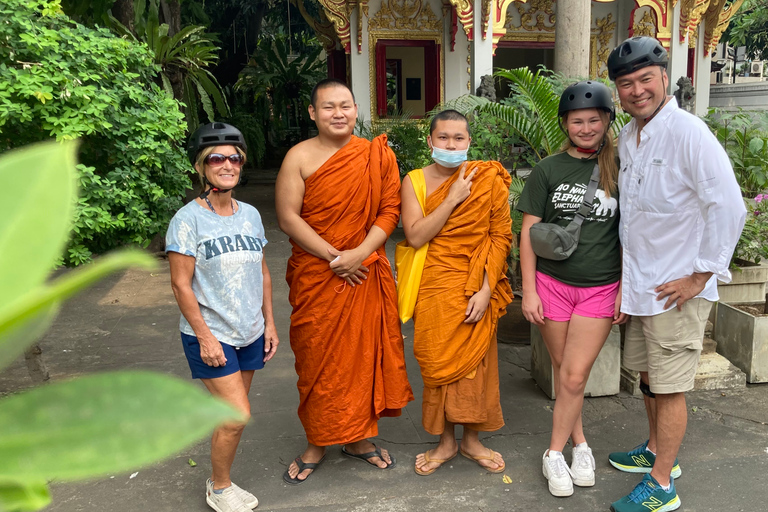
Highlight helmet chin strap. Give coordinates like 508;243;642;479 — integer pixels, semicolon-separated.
198;177;233;199
643;73;667;124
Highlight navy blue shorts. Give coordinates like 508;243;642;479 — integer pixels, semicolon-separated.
181;332;265;379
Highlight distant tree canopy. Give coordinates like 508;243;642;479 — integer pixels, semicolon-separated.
727;0;768;60
0;0;190;265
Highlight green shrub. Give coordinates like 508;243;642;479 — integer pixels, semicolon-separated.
356;114;431;177
0;0;190;265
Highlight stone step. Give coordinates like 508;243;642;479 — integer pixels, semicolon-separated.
694;351;746;391
621;351;746;395
703;336;717;355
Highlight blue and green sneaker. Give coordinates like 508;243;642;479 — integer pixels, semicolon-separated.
608;440;681;479
610;473;681;512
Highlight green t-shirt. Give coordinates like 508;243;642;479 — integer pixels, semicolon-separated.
516;152;621;287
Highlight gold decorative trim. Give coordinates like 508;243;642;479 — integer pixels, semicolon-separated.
367;0;444;121
317;0;352;53
592;13;616;79
481;0;491;39
703;0;746;56
632;8;656;38
357;1;369;54
491;0;519;50
448;0;474;40
295;0;338;51
635;0;671;48
680;0;711;47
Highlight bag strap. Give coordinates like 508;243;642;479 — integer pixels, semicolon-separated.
409;168;428;215
572;164;601;227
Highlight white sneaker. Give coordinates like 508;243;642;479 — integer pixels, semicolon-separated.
542;450;574;497
570;444;596;487
206;479;252;512
230;482;258;509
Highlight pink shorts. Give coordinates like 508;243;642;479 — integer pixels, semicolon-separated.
535;271;619;322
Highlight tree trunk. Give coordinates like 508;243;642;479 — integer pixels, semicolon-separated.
24;343;50;384
112;0;135;34
160;0;181;37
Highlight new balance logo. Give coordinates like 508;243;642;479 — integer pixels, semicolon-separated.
631;454;653;467
641;496;662;510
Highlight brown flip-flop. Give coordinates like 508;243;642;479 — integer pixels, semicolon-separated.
414;449;457;476
459;447;506;474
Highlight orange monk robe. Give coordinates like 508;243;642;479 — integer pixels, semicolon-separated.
413;161;513;435
286;134;414;446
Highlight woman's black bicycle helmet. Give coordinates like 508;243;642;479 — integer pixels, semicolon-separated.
607;36;668;81
186;122;247;165
559;81;616;121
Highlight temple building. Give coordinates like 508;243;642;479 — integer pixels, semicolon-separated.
296;0;746;119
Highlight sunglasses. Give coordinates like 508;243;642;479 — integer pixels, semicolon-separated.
204;153;244;166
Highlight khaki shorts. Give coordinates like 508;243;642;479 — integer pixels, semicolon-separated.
623;298;712;394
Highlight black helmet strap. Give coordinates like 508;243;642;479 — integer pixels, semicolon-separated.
643;71;667;124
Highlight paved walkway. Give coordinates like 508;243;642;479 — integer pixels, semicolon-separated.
2;183;767;511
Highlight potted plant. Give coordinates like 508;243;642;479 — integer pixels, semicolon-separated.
715;194;768;383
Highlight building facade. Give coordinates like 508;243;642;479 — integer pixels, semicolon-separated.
296;0;746;119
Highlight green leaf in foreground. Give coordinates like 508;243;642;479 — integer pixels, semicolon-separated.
0;140;78;312
0;371;244;481
0;250;155;371
0;479;51;512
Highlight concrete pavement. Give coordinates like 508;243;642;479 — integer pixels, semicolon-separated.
2;182;768;512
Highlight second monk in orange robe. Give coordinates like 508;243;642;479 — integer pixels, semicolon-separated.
401;110;513;476
276;79;413;484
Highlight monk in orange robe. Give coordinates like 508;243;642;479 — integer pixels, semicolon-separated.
401;110;513;476
276;79;414;484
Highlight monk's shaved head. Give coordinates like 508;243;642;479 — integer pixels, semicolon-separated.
430;109;470;136
311;79;356;107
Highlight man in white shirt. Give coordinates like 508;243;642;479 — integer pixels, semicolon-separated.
605;37;746;512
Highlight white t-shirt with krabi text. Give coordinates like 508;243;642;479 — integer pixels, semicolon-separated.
166;200;268;346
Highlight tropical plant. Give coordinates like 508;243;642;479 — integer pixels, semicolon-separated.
109;0;229;130
726;0;767;61
0;0;191;265
705;108;768;197
356;113;431;177
236;34;326;149
0;140;241;512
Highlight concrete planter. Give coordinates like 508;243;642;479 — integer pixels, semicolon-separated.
717;262;768;304
714;302;768;383
530;324;620;398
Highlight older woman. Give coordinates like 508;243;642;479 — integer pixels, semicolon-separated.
166;122;278;512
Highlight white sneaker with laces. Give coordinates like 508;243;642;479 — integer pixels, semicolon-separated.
230;482;258;509
570;444;596;487
206;479;252;512
542;450;574;497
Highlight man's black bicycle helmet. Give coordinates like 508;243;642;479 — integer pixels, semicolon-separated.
559;81;616;121
186;122;247;165
607;36;668;81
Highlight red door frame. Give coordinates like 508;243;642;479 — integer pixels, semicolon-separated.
375;39;440;118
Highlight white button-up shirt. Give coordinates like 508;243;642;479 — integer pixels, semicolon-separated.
618;98;746;316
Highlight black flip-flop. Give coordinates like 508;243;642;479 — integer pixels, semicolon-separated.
282;455;325;485
341;443;397;469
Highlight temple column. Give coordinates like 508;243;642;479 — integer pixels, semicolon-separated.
470;0;494;93
694;20;712;115
667;0;689;95
348;7;371;121
554;0;590;78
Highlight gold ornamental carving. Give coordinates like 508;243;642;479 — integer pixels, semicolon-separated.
634;1;670;48
591;13;616;80
357;1;369;54
703;0;746;56
295;0;338;51
679;0;711;46
490;0;519;50
448;0;474;40
317;0;352;53
632;9;656;38
517;0;556;32
368;0;442;32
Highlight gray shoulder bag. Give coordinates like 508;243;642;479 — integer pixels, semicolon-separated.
529;164;600;261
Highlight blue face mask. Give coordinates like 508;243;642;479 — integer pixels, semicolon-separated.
431;146;468;168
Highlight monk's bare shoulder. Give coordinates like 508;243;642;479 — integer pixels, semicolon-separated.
281;137;339;181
